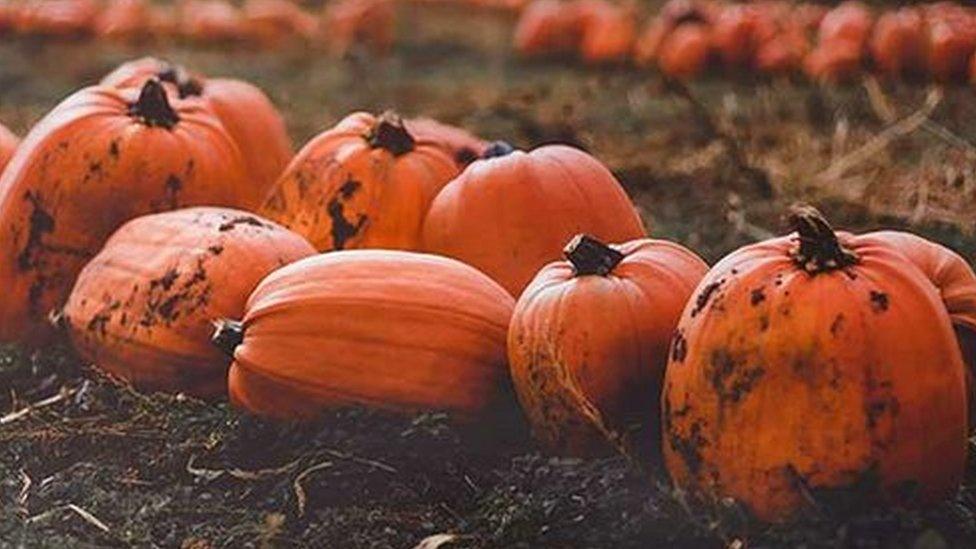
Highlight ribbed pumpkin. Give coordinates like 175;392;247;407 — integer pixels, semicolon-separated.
62;208;315;398
0;80;250;345
94;0;151;41
405;117;488;168
101;57;292;199
261;111;459;252
869;230;976;424
662;206;967;522
0;122;18;173
509;234;707;457
214;250;516;421
421;143;647;297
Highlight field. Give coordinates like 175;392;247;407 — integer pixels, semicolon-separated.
2;4;976;548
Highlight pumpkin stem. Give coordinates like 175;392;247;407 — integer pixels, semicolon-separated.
211;318;244;357
788;204;859;274
367;111;415;156
564;234;625;276
156;62;203;98
129;79;180;129
482;141;517;159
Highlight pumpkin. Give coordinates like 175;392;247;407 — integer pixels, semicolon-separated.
323;0;396;57
101;57;293;197
662;206;967;522
94;0;151;41
804;1;873;83
755;23;809;75
633;0;714;66
62;208;315;398
421;143;647;297
261;111;459;252
575;0;637;65
243;0;319;46
509;234;707;457
657;22;713;79
405;117;489;168
0;79;250;345
0;122;18;173
711;4;765;68
513;0;581;58
14;0;100;37
924;9;976;82
213;250;516;421
178;0;249;43
869;230;976;425
869;8;925;78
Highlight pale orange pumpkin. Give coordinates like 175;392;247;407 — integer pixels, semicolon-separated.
323;0;395;57
94;0;151;42
215;250;516;421
101;57;293;198
243;0;319;46
178;0;249;43
63;208;315;398
663;206;967;522
513;0;581;57
0;80;250;345
261;111;459;252
421;143;647;297
509;234;707;457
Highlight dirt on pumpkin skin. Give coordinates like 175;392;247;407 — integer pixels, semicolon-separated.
2;3;976;547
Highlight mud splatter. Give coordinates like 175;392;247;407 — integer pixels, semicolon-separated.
690;280;722;318
869;291;889;313
219;216;270;232
327;197;367;250
670;331;688;363
750;287;766;306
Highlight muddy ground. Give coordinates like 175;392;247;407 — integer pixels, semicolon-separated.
1;4;976;548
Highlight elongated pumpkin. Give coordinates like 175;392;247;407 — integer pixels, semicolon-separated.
421;143;646;297
261;111;459;252
62;208;314;398
0;122;18;173
0;79;250;345
101;57;293;199
509;234;707;457
663;206;967;522
214;250;516;421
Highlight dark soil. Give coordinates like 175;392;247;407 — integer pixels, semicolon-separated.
2;3;976;547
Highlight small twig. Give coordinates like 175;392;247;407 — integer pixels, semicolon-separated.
0;386;77;425
17;469;31;509
67;504;111;533
186;455;300;482
321;448;397;473
293;461;334;517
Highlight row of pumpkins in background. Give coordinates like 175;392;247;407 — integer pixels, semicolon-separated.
0;0;397;53
518;0;976;83
0;56;975;523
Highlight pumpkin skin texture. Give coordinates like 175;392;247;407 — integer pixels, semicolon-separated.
94;0;151;42
0;80;250;346
323;0;395;57
101;57;292;199
509;235;708;458
0;122;18;173
576;0;637;65
62;208;315;399
869;8;925;78
662;207;968;523
178;0;248;43
261;111;459;253
657;22;713;80
421;144;646;297
218;250;516;421
13;0;100;37
243;0;319;46
514;0;581;57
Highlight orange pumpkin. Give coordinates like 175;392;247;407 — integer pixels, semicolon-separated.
0;80;250;345
421;143;647;297
101;57;293;198
215;250;516;421
178;0;249;43
0;122;18;173
509;234;707;457
261;111;459;252
513;0;581;57
755;23;809;75
633;0;714;66
576;0;637;65
94;0;151;42
243;0;319;46
13;0;100;37
804;1;873;83
62;208;315;398
711;4;764;68
657;22;713;79
869;8;925;78
405;117;488;168
323;0;395;57
924;9;976;82
663;206;967;522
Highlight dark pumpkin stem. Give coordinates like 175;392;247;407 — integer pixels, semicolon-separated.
482;141;517;159
129;79;179;129
788;204;859;274
211;318;244;357
564;234;625;276
367;111;415;156
156;62;203;98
